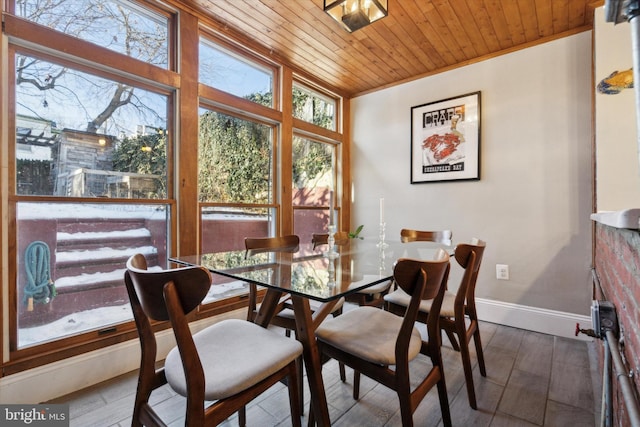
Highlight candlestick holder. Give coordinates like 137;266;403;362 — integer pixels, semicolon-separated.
378;245;387;275
376;221;389;249
325;224;339;259
327;258;336;288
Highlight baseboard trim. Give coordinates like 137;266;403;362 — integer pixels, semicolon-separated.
476;297;593;341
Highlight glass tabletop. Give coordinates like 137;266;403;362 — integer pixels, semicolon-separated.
169;239;451;303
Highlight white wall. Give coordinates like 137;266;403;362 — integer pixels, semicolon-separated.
351;32;593;325
594;6;640;211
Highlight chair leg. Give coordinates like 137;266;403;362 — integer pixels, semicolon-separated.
238;406;246;427
297;356;304;413
397;380;414;427
445;328;460;351
473;326;487;377
131;390;152;427
458;330;478;410
436;375;452;427
288;361;303;427
307;405;315;427
429;338;452;427
329;311;347;383
353;370;361;400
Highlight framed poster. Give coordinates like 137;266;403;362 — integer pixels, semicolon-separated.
410;91;481;183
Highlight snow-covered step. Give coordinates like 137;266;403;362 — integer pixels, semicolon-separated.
54;268;127;293
56;245;157;264
54;264;163;294
19;215;165;328
54;246;158;277
56;228;152;251
55;217;149;234
55;268;126;288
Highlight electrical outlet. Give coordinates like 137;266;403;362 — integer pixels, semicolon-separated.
496;264;509;280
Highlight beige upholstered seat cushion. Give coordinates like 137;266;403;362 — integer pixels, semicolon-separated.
315;306;422;365
165;319;302;400
384;289;457;317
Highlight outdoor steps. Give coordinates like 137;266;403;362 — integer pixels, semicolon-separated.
55;244;158;277
19;218;158;327
56;228;153;251
54;246;158;288
54;217;157;279
55;217;153;234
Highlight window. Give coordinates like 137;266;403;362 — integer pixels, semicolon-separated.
198;107;276;253
2;0;346;374
293;82;337;131
11;44;171;353
5;1;173;360
197;107;276;307
16;0;170;68
15;53;169;198
16;201;169;348
292;136;336;243
198;109;274;205
199;38;274;107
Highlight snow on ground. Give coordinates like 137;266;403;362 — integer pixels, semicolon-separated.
54;268;126;288
18;203;168;220
57;228;151;241
55;245;157;263
19;276;248;347
16;202;260;348
19;304;133;347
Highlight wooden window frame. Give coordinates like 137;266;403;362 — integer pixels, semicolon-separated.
0;0;349;375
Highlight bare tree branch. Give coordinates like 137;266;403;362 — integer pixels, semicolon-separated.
86;84;134;133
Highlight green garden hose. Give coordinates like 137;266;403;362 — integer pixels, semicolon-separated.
23;241;56;308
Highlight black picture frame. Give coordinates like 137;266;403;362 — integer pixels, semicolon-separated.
410;91;481;184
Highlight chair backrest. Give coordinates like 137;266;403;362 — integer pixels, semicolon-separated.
453;238;486;308
311;232;349;249
400;228;452;245
243;235;300;321
392;250;450;352
393;249;450;301
125;253;212;322
245;235;300;257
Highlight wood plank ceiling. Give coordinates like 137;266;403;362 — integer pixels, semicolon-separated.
184;0;601;97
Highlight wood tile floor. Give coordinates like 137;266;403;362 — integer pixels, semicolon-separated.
48;319;601;426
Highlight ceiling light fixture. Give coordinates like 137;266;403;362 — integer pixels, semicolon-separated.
324;0;388;33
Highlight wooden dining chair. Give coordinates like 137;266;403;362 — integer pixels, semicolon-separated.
345;228;453;307
244;235;346;410
401;228;453;245
310;231;349;249
312;230;393;307
124;253;303;427
245;235;346;327
244;234;301;324
315;251;452;427
385;238;487;410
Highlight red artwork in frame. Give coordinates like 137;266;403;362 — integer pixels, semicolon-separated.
411;91;481;184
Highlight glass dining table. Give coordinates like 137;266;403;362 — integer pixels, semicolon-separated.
169;238;450;426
